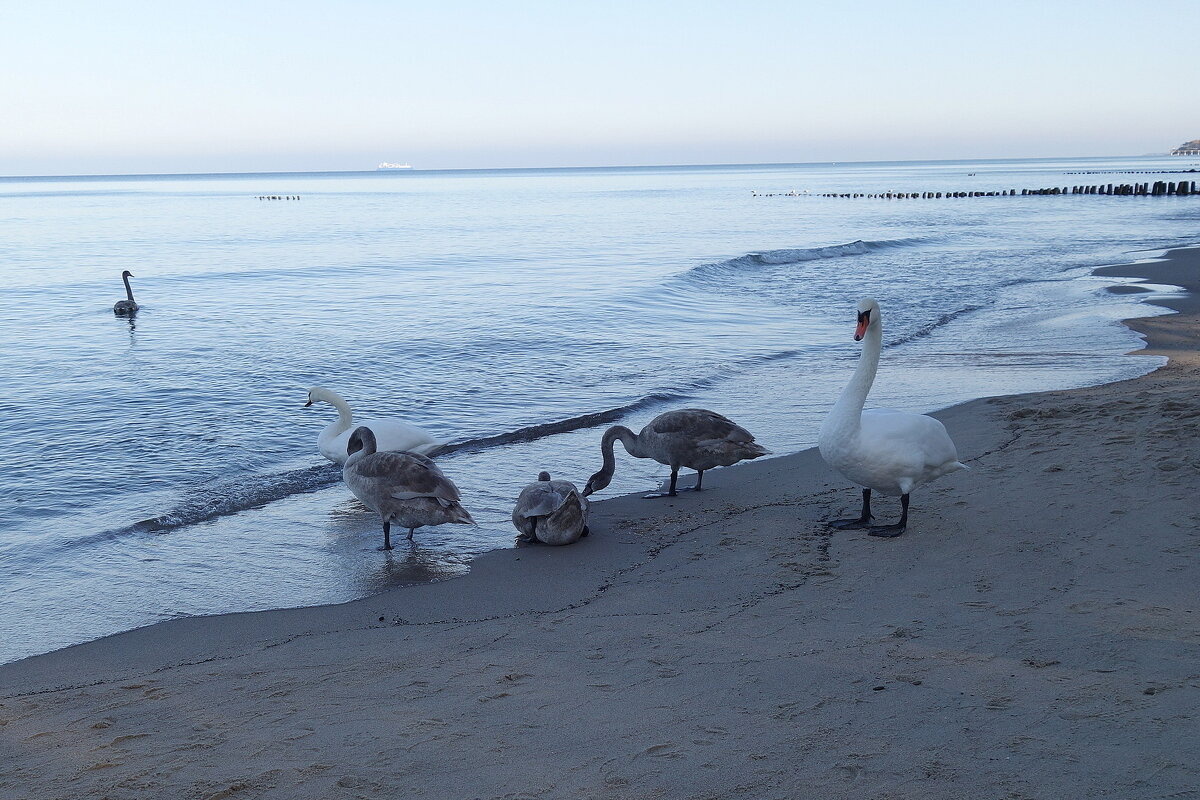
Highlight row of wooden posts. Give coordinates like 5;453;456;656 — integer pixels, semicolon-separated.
755;181;1199;199
1064;169;1198;175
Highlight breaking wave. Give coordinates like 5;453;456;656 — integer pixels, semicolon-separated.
686;237;926;280
77;351;808;543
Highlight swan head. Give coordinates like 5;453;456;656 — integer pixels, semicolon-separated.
346;425;377;457
304;386;336;408
122;270;134;278
582;469;610;497
855;298;880;341
538;471;551;482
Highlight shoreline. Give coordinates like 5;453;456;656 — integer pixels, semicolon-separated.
0;244;1165;668
2;248;1198;798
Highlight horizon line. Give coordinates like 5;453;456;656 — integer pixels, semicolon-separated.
0;152;1177;182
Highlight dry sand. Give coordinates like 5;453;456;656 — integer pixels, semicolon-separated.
2;249;1198;800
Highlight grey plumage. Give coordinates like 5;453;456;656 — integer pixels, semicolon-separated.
512;471;589;546
342;426;473;549
583;409;770;497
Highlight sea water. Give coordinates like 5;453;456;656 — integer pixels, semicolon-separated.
1;156;1197;663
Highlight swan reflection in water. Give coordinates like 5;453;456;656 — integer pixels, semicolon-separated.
326;492;473;594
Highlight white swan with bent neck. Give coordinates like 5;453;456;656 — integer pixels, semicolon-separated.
817;298;968;537
305;386;441;464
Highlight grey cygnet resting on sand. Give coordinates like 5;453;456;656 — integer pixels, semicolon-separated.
512;472;589;545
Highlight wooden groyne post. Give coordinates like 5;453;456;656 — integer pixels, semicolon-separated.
752;181;1197;199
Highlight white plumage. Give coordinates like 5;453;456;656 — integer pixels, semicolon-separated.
818;298;967;536
305;386;441;464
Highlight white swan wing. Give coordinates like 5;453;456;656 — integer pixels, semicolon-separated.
361;418;441;454
321;418;441;463
861;410;962;472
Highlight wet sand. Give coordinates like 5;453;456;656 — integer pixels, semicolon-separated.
2;248;1198;799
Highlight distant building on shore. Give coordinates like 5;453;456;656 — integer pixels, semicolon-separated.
1171;139;1200;155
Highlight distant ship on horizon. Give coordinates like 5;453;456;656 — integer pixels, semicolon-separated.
376;162;413;170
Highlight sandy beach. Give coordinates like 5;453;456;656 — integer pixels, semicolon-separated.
2;248;1198;800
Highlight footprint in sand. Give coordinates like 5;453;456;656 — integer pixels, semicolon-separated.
636;743;682;760
108;733;150;747
832;763;864;781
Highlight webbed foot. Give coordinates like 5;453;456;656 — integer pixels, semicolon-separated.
828;517;872;530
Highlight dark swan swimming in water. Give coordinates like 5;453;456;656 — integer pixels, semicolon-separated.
113;270;139;316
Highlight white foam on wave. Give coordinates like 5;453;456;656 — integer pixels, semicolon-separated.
691;237;924;276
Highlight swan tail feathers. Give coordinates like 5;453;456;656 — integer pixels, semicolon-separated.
519;497;561;518
740;442;772;458
556;489;584;513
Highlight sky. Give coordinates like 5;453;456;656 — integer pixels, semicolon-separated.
2;0;1198;175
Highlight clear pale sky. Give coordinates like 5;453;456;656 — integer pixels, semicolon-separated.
2;0;1197;175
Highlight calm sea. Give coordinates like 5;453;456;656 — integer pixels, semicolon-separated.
1;156;1196;662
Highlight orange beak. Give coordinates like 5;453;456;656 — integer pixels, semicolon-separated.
854;317;869;341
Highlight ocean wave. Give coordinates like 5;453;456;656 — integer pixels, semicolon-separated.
68;348;811;543
888;304;985;347
78;406;667;543
704;237;922;271
46;239;932;545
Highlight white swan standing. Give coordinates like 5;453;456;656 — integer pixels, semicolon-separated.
113;270;139;315
305;386;441;464
818;298;968;537
512;472;589;545
582;409;770;499
343;426;474;550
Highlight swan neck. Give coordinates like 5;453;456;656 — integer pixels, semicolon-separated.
122;273;135;303
833;324;882;425
315;391;354;432
595;425;637;484
609;425;641;458
346;428;377;466
332;397;353;428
